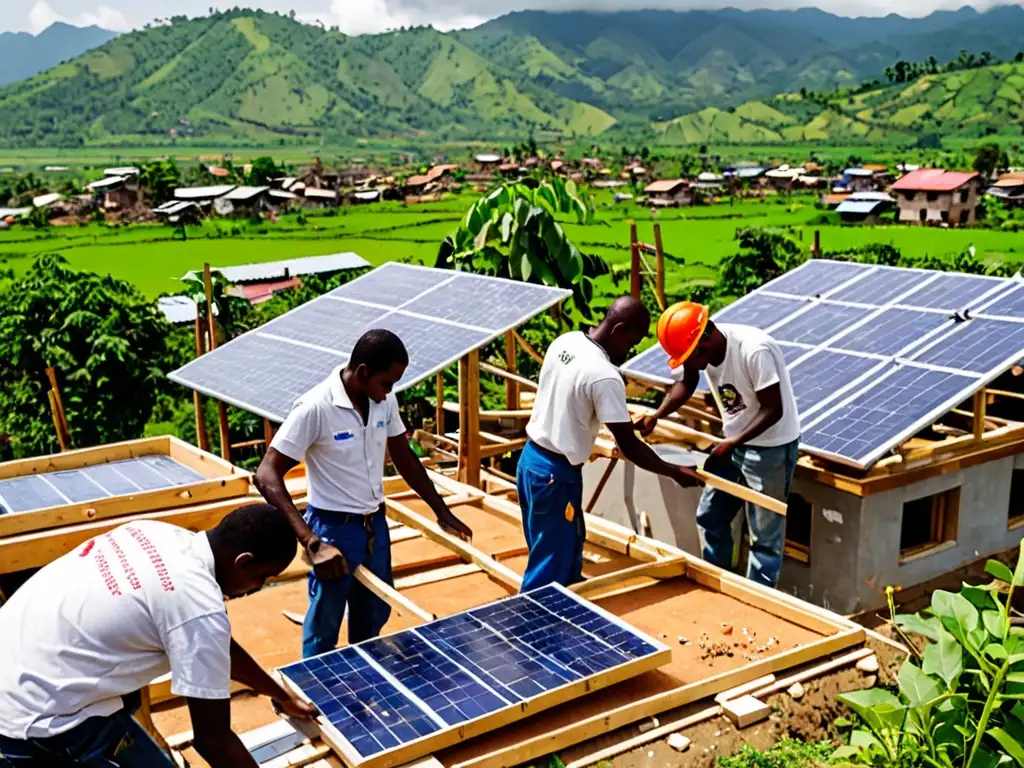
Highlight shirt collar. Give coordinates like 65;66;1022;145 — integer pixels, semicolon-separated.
194;532;217;579
329;365;355;410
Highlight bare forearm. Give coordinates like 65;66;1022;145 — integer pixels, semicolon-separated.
652;381;692;420
194;733;260;768
616;432;682;479
254;470;314;546
229;639;290;702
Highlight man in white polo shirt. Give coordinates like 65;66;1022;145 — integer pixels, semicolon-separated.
256;329;472;658
519;296;701;591
0;504;313;767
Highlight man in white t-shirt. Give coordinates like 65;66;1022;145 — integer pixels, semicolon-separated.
519;296;701;591
0;504;314;767
255;329;472;659
638;302;801;588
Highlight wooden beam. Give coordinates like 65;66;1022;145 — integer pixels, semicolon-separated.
45;367;71;447
629;220;640;298
513;330;544;365
457;351;481;488
479;361;538;392
973;389;987;441
585;457;618;514
653;222;666;311
203;262;231;464
436;370;445;436
48;390;69;452
504;330;519;411
479;438;528;459
384;498;522;591
570;557;687;599
353;565;434;623
263;419;275;448
193;313;209;451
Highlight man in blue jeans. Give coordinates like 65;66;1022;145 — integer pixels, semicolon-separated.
519;296;701;592
638;303;801;588
256;330;472;658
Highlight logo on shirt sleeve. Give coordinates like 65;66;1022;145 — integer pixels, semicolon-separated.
719;384;747;415
333;430;355;441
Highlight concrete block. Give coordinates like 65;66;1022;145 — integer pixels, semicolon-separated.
722;695;770;729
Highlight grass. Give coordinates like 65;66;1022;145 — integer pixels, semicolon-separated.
2;191;1021;300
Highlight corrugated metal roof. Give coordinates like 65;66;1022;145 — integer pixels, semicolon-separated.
0;207;30;219
892;169;979;192
837;200;889;215
154;200;197;215
353;190;381;201
87;175;126;190
268;189;299;200
186;252;369;283
405;175;431;186
158;296;200;324
105;167;139;177
475;154;501;163
847;191;895;202
224;185;269;201
645;179;688;194
32;193;61;208
303;187;336;199
174;185;235;200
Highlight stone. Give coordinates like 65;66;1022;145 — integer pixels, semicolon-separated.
721;623;734;635
722;695;770;728
788;682;805;700
857;655;879;674
668;734;691;753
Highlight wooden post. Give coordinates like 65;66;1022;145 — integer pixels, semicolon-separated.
629;220;641;298
44;367;70;441
653;223;666;310
48;391;69;452
504;330;519;411
192;314;209;451
585;457;618;515
812;230;821;257
203;263;231;463
436;371;445;436
457;351;481;488
263;418;274;448
973;389;987;441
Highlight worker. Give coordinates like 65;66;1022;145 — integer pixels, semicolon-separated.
255;329;473;659
0;504;314;768
637;302;800;588
519;295;701;591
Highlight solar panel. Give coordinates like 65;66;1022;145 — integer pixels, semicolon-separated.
169;264;571;422
279;584;668;767
0;457;206;515
801;364;976;466
620;261;1024;468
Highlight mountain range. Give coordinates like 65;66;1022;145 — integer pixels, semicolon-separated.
0;22;118;87
2;7;1024;147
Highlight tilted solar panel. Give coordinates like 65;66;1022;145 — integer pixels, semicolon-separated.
279;584;668;768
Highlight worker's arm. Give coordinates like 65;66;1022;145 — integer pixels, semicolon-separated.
711;383;784;458
229;639;316;719
606;422;700;487
635;365;700;437
388;434;473;540
254;447;348;580
188;697;260;768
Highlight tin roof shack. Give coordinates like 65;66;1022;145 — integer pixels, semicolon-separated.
301;187;338;208
172;185;235;217
987;172;1024;208
404;164;459;196
644;179;693;207
892;169;981;227
836;191;895;224
153;200;201;224
840;167;886;192
86;167;140;211
216;186;270;217
765;165;804;191
474;154;502;172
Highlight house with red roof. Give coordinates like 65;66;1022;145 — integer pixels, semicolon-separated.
891;169;982;227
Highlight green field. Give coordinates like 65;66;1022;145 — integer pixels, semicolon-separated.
2;191;1021;300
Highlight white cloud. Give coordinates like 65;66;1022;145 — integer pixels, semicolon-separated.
301;0;487;35
27;0;131;34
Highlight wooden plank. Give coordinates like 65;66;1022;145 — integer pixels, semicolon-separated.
513;330;544;365
570;558;687;599
653;222;666;310
504;330;519;410
393;562;483;590
166;435;241;479
585;457;618;515
479;362;538;392
713;674;775;704
457;351;481;488
750;648;874;699
446;628;864;768
193;314;209;451
0;436;169;480
479;438;528;459
48;391;69;451
974;389;987;441
384;498;522;591
353;565;435;623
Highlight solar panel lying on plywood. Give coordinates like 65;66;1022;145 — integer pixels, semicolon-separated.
620;261;1024;468
168;263;570;422
278;583;669;768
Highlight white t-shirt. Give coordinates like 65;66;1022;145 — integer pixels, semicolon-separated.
527;331;632;466
0;521;231;739
271;366;407;514
676;323;800;447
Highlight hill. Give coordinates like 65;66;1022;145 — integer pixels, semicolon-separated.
655;59;1024;145
4;6;1024;147
0;23;118;87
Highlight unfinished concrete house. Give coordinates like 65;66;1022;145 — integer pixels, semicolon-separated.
892;168;981;227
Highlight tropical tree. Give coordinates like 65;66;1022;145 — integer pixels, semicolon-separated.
247;156;280;186
0;254;172;458
140;158;181;205
973;143;1009;179
436;178;608;319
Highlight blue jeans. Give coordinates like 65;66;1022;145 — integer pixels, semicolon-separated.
516;441;585;592
696;439;799;588
302;505;393;659
0;700;171;767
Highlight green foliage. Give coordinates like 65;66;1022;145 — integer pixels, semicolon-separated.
436;178;608;320
248;156;280;186
715;227;803;301
973;143;1010;178
0;254;171;457
27;205;49;229
717;739;834;768
835;540;1024;768
140;159;181;205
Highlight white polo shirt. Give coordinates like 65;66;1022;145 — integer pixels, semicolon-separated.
271;366;407;514
0;521;231;739
526;331;632;466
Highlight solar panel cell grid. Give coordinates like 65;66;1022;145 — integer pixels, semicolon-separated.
911;318;1024;374
763;260;869;297
371;313;492;383
828;268;929;306
330;266;451;307
788;352;885;414
899;273;1007;311
262;299;387;350
401;274;567;332
982;284;1024;319
770;303;868;346
714;294;807;329
830;307;951;357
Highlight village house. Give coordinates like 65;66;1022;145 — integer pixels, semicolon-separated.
644;179;693;207
86;167;140;211
836;191;895;225
891;168;982;226
987;171;1024;208
473;154;502;172
302;187;338;208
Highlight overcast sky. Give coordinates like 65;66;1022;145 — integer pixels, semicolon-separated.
6;0;1014;36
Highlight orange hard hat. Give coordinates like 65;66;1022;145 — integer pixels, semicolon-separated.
657;302;708;369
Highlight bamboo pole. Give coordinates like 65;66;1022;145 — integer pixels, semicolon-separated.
44;367;70;444
629;220;640;298
192;313;209;451
47;391;69;452
653;222;666;310
203;263;231;463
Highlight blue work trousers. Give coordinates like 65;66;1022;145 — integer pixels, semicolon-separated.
696;439;799;588
516;441;585;592
302;505;392;659
0;698;170;767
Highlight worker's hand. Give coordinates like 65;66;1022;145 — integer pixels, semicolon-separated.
710;438;738;460
674;466;702;488
435;508;473;541
274;692;318;721
305;538;349;580
634;414;658;437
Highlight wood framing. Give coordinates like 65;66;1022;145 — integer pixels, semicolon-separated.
353;565;434;623
457;351;481;488
0;437;249;539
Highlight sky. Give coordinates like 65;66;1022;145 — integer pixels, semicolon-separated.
5;0;1015;36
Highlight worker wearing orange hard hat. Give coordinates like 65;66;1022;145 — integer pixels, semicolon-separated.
636;301;801;589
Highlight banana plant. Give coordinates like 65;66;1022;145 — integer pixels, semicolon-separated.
436;177;608;320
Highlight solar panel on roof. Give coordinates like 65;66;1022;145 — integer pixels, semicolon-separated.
0;457;205;516
169;264;571;423
788;350;885;415
279;584;667;767
714;293;807;328
899;273;1007;311
910;317;1024;374
763;260;870;297
830;307;951;357
982;283;1024;319
827;268;929;306
770;303;869;346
